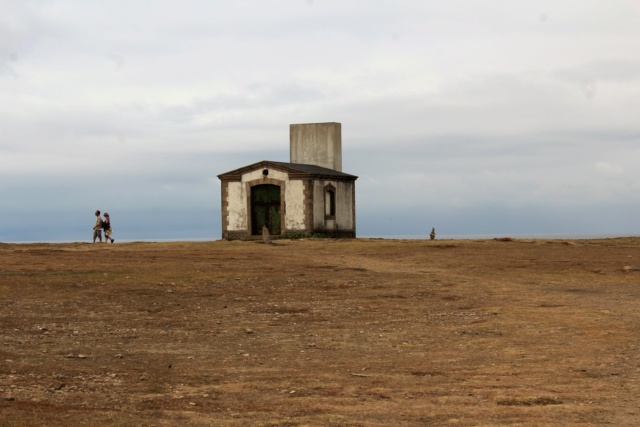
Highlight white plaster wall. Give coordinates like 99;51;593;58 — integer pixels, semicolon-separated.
285;180;305;230
312;180;354;230
228;168;306;232
335;181;354;229
226;181;247;230
243;169;288;182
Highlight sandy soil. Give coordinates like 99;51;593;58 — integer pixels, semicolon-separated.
1;237;639;426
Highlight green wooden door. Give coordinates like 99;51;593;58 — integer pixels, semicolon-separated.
251;184;281;235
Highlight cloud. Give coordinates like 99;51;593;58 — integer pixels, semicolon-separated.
2;1;640;241
595;161;624;175
552;58;640;101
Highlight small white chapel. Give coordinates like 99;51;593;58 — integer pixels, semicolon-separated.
217;122;357;240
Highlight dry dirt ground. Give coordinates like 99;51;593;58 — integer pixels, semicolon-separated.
1;237;640;426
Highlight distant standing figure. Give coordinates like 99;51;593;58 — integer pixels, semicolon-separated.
430;227;436;240
93;210;103;243
103;212;115;243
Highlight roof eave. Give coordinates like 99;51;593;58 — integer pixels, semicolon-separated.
218;160;357;181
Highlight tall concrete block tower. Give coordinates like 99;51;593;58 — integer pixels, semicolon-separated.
290;122;342;172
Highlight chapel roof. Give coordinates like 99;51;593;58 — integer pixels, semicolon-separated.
217;160;358;180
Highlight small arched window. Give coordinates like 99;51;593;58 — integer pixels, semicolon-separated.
325;185;336;219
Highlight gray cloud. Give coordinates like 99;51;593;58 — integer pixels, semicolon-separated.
2;1;640;242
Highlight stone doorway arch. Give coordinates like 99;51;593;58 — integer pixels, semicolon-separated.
250;184;281;235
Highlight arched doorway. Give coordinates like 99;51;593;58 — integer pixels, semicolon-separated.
251;184;281;235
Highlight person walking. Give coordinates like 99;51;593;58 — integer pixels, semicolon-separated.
93;210;103;243
103;212;115;243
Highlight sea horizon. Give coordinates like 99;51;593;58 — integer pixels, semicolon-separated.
3;232;639;245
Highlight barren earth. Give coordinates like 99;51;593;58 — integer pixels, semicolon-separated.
1;237;640;426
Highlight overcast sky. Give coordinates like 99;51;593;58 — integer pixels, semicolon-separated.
1;0;639;242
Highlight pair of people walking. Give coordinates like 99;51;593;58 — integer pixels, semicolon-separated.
93;210;115;243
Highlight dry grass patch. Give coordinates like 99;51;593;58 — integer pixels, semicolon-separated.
1;238;639;425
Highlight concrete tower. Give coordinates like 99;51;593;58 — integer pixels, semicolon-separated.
290;122;342;172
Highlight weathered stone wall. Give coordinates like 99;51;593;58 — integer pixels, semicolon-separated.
312;180;355;234
290;122;342;172
284;180;305;231
222;167;308;240
226;181;247;231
